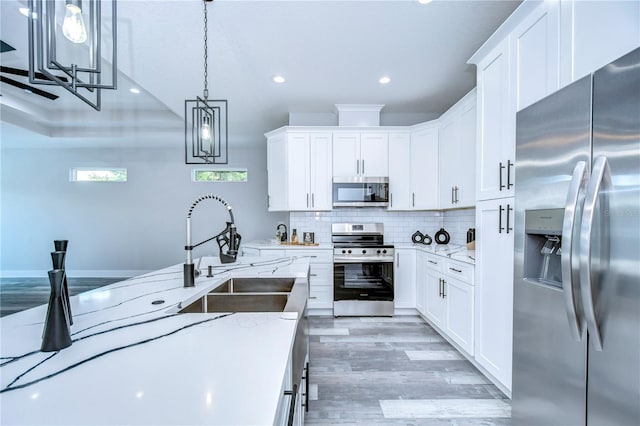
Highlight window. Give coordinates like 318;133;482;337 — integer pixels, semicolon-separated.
192;169;248;182
70;168;127;182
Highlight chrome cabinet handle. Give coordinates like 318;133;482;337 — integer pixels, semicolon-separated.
312;193;315;208
579;156;610;351
356;159;360;175
451;187;455;204
362;160;365;174
390;193;393;208
561;161;587;341
306;193;309;208
412;192;415;207
499;162;505;190
396;252;400;267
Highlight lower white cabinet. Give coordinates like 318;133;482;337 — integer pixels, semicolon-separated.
475;198;514;391
418;251;475;356
393;249;416;309
285;249;333;311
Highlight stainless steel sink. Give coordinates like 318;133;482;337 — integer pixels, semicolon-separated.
177;277;301;314
208;277;295;294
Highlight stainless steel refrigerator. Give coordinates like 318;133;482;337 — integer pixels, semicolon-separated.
512;47;640;425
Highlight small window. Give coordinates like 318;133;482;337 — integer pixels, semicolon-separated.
70;168;127;182
193;169;248;182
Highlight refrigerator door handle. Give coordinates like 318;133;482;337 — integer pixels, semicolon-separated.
579;156;611;351
561;161;587;341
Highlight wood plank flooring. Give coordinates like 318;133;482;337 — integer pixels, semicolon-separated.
306;316;511;425
0;277;124;317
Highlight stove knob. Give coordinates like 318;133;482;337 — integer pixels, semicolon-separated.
377;249;381;254
362;249;367;254
341;249;346;254
382;249;387;254
347;250;352;254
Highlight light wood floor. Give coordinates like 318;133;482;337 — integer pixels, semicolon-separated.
306;316;511;425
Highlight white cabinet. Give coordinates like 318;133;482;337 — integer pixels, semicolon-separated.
287;249;333;311
267;130;332;212
444;259;474;355
474;198;514;391
425;268;446;329
393;248;416;309
439;90;476;209
332;131;388;178
415;250;428;315
388;132;412;210
512;0;560;111
475;38;516;201
410;126;439;210
560;0;640;87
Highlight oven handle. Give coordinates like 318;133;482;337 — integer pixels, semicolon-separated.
333;257;394;264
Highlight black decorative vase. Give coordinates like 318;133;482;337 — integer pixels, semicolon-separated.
41;269;72;352
52;240;73;325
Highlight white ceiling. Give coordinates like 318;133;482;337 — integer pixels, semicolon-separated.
0;0;521;149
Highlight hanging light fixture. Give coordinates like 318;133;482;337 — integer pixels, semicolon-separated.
27;0;118;111
185;0;228;165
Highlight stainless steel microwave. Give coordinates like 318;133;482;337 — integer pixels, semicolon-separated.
332;177;389;207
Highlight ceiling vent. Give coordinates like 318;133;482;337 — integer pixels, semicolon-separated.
334;104;385;127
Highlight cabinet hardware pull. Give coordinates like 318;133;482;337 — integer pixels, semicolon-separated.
312;193;315;208
455;186;459;203
306;193;309;208
267;195;270;209
356;159;360;175
507;160;514;189
362;160;365;174
285;383;298;426
451;187;455;204
305;362;310;412
390;193;393;207
507;204;513;233
309;296;317;299
442;279;446;298
428;260;437;265
439;278;443;297
396;253;400;267
499;162;506;190
412;192;415;207
310;273;317;277
450;267;462;273
499;204;504;233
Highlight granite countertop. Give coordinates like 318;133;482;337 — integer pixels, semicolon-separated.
0;256;310;425
395;243;476;265
244;240;333;250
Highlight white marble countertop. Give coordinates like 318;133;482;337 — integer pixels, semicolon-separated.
244;240;333;250
0;256;310;425
395;243;476;265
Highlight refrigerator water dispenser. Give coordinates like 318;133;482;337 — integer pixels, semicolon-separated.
523;208;564;287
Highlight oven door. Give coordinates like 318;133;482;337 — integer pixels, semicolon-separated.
333;261;394;301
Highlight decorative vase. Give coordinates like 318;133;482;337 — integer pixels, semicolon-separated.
51;243;73;325
41;269;72;352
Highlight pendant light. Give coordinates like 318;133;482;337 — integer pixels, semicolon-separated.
27;0;118;111
184;0;228;165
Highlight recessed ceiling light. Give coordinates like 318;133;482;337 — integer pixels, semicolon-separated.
129;88;141;94
273;75;286;84
418;0;433;4
379;76;391;85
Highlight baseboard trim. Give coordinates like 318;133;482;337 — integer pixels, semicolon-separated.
1;270;149;278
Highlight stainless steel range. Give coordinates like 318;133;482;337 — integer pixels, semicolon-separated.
332;223;394;316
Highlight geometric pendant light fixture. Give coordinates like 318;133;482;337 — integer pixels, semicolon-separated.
27;0;118;111
185;0;228;165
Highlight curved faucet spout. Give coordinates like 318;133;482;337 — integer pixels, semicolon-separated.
184;194;241;287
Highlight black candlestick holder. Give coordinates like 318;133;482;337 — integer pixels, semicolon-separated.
41;269;72;352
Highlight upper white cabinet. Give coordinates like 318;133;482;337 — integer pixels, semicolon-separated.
266;130;332;212
333;131;388;177
474;38;516;202
388;132;412;210
410;125;439;210
439;89;477;209
512;0;560;111
560;0;640;87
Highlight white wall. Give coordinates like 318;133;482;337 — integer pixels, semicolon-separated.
0;145;287;276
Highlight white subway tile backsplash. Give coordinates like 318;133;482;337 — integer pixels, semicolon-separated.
289;208;475;246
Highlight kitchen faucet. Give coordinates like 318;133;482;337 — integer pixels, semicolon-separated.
184;194;241;287
277;223;288;242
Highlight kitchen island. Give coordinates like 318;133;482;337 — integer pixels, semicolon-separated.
0;255;310;425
